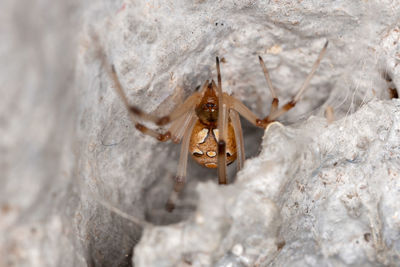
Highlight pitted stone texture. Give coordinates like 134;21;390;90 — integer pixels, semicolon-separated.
1;0;400;266
134;99;400;266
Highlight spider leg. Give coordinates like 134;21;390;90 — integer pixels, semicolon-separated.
261;41;328;124
110;60;204;127
136;109;196;143
98;48;208;141
229;42;327;129
129;90;201;126
325;105;335;124
166;115;198;212
217;103;228;184
230;110;245;171
133;81;208;141
169;109;196;143
227;94;262;127
98;46;205;122
215;57;228;184
258;56;279;113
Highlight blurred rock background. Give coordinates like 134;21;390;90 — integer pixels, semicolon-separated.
0;0;399;266
1;0;83;266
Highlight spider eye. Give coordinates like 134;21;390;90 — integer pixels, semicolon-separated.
203;103;216;110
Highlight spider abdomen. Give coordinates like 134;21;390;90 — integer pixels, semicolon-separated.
189;120;237;168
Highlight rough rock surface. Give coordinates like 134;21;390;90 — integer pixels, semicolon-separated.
1;0;399;266
135;100;400;266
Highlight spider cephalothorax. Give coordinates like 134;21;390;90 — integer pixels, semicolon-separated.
195;82;219;124
99;41;328;211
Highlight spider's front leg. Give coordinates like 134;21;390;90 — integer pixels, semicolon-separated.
215;57;228;184
98;48;205;142
217;103;228;184
229;41;328;129
258;41;329;126
98;48;211;212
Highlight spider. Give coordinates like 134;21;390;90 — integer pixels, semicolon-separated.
99;41;328;211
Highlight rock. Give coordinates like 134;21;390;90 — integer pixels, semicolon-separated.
134;100;400;266
1;0;399;266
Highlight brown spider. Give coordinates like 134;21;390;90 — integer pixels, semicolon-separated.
99;41;328;211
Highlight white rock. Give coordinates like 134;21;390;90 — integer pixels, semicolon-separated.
1;0;399;266
135;100;400;266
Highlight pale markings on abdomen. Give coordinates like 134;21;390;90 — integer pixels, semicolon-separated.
197;128;209;144
206;151;217;157
212;129;219;141
193;148;204;157
205;163;217;168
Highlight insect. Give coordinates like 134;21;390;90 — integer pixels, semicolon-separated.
99;41;328;211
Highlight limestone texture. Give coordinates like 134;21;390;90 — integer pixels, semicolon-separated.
1;0;399;266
